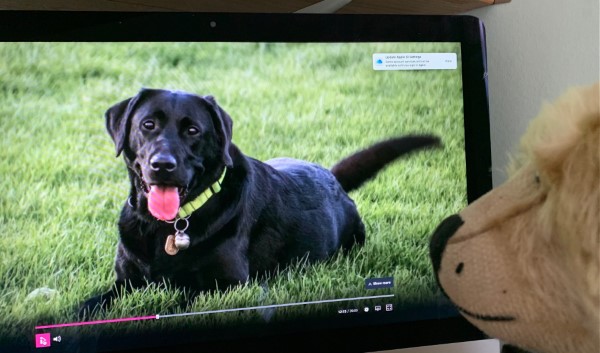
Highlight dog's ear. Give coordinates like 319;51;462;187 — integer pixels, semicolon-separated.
203;96;233;168
105;90;146;157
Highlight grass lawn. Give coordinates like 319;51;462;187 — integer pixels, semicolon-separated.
0;42;465;344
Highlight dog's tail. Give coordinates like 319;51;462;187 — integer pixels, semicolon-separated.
331;136;441;193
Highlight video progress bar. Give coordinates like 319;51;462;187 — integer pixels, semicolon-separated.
159;294;395;319
36;294;394;330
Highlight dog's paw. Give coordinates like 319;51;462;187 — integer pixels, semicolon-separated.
78;295;108;320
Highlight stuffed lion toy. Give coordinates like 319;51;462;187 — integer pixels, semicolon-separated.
430;83;599;353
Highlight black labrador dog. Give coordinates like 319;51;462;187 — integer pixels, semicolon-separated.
80;88;439;315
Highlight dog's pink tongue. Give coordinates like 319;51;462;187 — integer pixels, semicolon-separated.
148;185;180;221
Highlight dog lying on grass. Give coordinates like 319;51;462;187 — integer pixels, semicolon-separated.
80;88;440;316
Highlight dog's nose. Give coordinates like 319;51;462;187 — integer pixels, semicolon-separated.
430;214;464;275
150;153;177;172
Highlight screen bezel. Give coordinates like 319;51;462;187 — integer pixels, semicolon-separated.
0;12;492;352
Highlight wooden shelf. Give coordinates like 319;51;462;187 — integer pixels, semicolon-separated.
339;0;510;14
0;0;510;14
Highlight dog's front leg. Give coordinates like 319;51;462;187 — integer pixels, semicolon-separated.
78;279;145;319
78;242;148;319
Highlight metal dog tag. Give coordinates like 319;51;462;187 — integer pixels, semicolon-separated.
175;232;190;250
165;234;179;256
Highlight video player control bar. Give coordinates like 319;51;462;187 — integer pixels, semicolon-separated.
35;294;395;330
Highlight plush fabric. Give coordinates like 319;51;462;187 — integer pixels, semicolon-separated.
431;83;599;353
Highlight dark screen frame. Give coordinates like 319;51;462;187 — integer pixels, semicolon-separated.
0;12;492;353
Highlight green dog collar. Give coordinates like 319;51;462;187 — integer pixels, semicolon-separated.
178;168;227;218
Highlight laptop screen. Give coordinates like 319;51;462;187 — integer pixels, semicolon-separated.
0;13;491;353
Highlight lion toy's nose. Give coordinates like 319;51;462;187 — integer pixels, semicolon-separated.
430;214;464;276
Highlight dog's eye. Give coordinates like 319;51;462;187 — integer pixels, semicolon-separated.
187;126;200;136
142;120;155;130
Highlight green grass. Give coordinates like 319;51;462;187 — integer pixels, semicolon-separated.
0;42;465;344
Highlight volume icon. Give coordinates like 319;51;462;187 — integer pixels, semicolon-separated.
53;336;61;343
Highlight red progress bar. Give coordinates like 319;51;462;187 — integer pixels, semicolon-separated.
35;315;157;330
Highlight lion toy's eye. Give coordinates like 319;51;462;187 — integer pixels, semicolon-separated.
534;172;541;185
